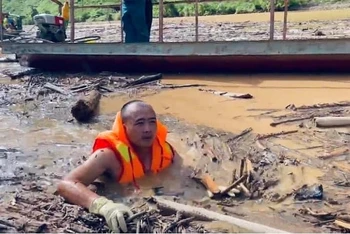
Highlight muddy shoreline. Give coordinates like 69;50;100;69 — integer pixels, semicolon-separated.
1;71;350;232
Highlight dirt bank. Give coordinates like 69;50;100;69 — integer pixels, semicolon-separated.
1;71;350;232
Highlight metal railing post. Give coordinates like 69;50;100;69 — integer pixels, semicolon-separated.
269;0;275;40
120;0;123;42
0;0;3;43
195;0;198;42
69;0;75;42
283;0;289;40
159;0;163;42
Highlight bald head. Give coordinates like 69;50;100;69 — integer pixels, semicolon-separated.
120;100;157;147
121;100;155;123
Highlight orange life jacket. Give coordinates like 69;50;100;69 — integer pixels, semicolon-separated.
92;112;175;185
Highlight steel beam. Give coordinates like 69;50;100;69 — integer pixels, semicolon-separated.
3;39;350;56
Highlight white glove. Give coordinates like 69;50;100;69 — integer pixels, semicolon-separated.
89;196;133;233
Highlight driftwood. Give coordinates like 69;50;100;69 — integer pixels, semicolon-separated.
299;207;336;220
286;101;350;110
314;117;350;127
226;127;252;143
221;174;247;196
123;73;163;88
318;148;349;160
198;89;253;99
0;57;18;63
270;116;313;127
256;130;298;140
0;187;212;233
1;68;37;79
334;219;350;230
161;84;204;89
71;90;101;123
43;82;69;95
151;196;289;233
0;190;109;233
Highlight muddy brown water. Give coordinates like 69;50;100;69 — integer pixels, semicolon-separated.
1;73;350;232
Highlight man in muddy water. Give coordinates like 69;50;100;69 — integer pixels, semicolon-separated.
57;100;177;233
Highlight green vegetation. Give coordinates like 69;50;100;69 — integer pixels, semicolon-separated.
2;0;346;25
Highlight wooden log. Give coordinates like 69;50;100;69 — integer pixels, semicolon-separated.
151;196;289;233
123;73;163;88
314;117;350;128
71;90;101;123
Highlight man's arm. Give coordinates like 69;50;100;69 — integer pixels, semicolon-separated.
57;148;120;209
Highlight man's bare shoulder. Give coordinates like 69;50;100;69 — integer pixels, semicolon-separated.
90;148;117;163
63;148;120;183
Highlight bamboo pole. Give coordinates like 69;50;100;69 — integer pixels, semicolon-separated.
69;0;75;42
283;0;288;40
159;0;164;42
269;0;275;40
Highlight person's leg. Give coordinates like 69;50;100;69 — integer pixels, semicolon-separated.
121;2;137;43
145;0;153;36
127;1;150;42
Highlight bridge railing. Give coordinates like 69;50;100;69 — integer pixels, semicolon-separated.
0;0;288;43
69;0;287;43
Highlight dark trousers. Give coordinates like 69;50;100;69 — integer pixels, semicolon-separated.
122;0;150;43
145;0;153;35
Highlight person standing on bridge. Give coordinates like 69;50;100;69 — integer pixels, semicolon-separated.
61;1;70;30
122;0;151;43
57;100;178;233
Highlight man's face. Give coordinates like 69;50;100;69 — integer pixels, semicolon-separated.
124;106;157;147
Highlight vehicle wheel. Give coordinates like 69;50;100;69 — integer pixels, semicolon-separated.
54;30;65;43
